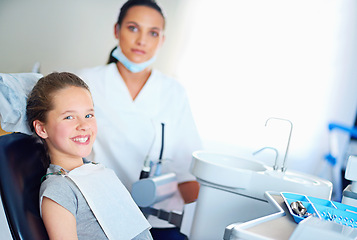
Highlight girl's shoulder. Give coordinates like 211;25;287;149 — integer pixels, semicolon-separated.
40;174;78;195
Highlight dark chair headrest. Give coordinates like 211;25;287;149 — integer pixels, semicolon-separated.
0;133;49;240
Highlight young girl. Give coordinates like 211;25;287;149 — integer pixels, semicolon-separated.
26;72;152;240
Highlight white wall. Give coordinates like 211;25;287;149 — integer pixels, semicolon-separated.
176;0;357;199
0;0;185;75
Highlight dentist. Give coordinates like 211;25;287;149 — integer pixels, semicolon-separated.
77;0;202;239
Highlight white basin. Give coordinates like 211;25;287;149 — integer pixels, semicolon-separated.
191;151;267;189
253;169;332;199
190;150;332;199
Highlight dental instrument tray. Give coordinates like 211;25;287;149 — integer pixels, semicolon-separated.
282;192;357;228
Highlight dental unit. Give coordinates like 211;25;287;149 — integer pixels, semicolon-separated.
131;117;335;240
187;117;332;240
225;153;357;240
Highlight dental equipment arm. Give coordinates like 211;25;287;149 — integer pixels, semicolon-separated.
132;173;183;226
140;208;184;228
131;173;198;230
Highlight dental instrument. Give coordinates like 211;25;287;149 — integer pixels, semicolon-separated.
154;123;165;176
139;121;156;179
290;201;307;217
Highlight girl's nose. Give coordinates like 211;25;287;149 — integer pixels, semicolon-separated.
77;119;90;131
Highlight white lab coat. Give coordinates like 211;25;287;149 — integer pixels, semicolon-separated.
77;63;202;227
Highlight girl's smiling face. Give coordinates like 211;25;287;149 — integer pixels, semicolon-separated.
34;86;97;169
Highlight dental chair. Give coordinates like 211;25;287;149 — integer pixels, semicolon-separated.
0;132;49;240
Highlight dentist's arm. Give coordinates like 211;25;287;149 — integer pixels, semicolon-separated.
178;180;200;204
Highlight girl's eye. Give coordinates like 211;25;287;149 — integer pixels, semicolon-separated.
85;114;94;118
65;116;73;120
128;25;138;32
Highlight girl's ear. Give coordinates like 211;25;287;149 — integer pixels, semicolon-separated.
33;120;48;139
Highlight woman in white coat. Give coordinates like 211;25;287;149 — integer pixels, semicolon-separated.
77;0;202;239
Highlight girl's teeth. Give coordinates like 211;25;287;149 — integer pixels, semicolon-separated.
73;137;88;143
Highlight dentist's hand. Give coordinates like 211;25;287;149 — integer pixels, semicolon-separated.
178;180;200;204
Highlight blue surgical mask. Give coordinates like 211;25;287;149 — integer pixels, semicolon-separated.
112;46;157;73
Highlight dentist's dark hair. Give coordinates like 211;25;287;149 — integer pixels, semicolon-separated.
26;72;90;168
117;0;165;27
107;0;165;64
